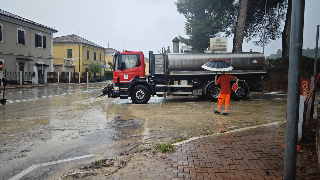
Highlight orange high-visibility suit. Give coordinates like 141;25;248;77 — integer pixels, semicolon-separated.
216;73;236;113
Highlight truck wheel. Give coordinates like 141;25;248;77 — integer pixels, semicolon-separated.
231;82;248;101
131;85;151;104
206;84;220;102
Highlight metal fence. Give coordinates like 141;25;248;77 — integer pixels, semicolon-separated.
48;72;88;83
2;71;113;84
4;72;34;85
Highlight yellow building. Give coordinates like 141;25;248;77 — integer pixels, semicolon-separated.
53;34;105;76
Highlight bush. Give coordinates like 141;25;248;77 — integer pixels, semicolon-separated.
155;143;175;153
263;56;318;91
266;56;319;72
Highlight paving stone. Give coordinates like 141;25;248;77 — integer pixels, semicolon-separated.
127;124;291;179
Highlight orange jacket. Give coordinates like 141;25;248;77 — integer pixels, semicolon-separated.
216;74;235;94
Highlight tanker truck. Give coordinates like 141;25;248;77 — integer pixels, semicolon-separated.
103;50;266;104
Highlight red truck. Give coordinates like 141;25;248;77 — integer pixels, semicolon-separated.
103;50;266;104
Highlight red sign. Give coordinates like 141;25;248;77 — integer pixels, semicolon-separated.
300;79;311;97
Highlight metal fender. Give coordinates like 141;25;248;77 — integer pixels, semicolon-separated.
203;81;217;95
237;80;249;94
128;79;154;96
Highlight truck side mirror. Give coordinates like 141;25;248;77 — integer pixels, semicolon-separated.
119;61;126;71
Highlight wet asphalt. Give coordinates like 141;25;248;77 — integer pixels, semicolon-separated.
0;83;129;180
0;84;289;180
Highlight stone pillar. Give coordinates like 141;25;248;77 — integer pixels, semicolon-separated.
172;37;180;53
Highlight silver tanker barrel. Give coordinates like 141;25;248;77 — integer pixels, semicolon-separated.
166;53;265;74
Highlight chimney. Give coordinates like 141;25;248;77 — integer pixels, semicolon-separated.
172;37;180;53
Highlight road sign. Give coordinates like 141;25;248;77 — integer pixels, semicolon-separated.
103;65;106;68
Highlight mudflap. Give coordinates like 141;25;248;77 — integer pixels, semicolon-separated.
102;84;114;98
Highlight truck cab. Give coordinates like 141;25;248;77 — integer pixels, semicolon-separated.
105;51;153;104
113;51;145;84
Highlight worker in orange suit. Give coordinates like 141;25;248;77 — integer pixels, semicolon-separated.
214;71;238;116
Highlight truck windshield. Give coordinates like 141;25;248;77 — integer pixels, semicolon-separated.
120;54;140;69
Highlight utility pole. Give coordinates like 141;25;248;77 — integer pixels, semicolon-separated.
283;0;305;179
79;43;81;73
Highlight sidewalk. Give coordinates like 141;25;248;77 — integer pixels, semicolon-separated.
160;123;285;179
112;123;318;180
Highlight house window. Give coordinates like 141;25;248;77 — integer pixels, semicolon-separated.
67;49;72;58
43;36;46;48
35;33;46;48
0;23;3;42
17;28;26;45
87;50;89;59
100;53;101;61
94;52;96;60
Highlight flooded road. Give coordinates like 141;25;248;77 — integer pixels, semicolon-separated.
0;83;131;180
0;84;289;180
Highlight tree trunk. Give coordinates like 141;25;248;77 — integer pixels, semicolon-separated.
233;0;248;53
282;0;292;58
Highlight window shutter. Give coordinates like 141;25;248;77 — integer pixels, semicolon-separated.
0;25;2;41
43;36;46;48
21;31;25;45
18;30;21;44
35;34;38;47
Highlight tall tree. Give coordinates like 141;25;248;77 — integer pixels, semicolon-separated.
233;0;248;52
282;0;291;57
244;0;287;47
176;0;287;53
176;0;236;52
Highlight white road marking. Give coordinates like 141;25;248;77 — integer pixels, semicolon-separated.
173;122;283;146
9;154;95;180
9;164;40;180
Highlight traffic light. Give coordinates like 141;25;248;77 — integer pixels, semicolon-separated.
250;49;252;53
0;64;2;71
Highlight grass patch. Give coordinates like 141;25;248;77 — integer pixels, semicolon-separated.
175;137;188;143
155;143;175;153
93;158;107;165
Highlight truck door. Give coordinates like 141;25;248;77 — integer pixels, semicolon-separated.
118;54;141;83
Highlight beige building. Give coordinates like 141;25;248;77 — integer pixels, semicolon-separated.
105;48;117;71
144;57;149;75
0;9;57;84
53;34;105;76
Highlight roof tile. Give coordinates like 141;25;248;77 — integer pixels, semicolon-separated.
53;34;105;49
0;9;58;32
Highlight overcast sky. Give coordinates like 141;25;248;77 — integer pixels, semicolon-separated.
1;0;320;57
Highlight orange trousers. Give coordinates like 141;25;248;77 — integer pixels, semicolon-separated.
217;94;230;113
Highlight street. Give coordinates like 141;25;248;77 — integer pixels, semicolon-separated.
0;83;118;180
0;84;288;179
